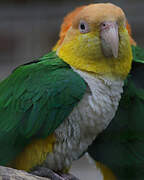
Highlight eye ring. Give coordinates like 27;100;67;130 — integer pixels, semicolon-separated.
79;20;90;34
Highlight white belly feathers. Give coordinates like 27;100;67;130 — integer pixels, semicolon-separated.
44;69;124;171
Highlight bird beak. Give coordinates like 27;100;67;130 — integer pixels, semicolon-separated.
100;22;119;58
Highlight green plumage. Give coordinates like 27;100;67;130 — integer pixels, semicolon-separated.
88;45;144;180
1;45;144;179
0;51;86;166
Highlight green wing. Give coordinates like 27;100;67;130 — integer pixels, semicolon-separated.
88;45;144;180
0;51;86;165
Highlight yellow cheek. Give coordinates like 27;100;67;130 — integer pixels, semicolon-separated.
70;32;102;59
58;29;132;79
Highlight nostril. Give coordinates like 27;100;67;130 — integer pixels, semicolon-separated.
101;22;109;30
101;22;116;30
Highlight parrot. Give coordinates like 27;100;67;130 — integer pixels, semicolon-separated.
54;4;144;180
0;3;133;180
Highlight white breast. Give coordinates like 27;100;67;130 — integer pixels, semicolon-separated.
44;69;124;171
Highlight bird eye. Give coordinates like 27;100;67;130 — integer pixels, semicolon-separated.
80;23;85;30
79;20;90;33
102;23;106;27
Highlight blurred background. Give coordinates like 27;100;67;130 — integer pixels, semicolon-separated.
0;0;144;179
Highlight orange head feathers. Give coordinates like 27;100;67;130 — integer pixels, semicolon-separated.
53;4;136;50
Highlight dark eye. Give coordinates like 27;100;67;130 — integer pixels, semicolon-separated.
80;23;85;30
79;20;90;33
102;23;106;27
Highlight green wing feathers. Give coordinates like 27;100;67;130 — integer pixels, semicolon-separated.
88;45;144;180
132;45;144;64
0;51;86;165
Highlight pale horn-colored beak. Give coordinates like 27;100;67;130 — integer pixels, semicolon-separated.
100;22;119;58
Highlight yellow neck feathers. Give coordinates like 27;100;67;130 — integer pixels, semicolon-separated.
57;28;132;80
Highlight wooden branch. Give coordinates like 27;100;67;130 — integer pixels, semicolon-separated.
0;166;50;180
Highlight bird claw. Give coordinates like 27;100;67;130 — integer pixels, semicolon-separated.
31;167;80;180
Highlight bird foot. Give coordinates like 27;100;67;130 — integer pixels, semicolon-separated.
31;167;80;180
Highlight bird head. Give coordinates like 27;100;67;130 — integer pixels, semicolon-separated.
57;3;133;79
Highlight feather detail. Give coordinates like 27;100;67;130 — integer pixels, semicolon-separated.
10;134;55;171
0;51;86;167
88;45;144;179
